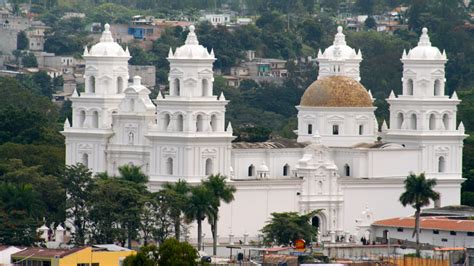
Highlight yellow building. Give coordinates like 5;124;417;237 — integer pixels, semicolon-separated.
11;245;136;266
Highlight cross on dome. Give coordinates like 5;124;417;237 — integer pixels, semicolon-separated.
418;27;431;47
185;24;199;45
100;23;114;43
334;26;347;46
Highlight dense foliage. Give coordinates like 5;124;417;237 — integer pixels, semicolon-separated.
261;210;320;246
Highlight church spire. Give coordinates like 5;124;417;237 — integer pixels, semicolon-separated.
333;26;347;46
100;23;114;43
418;27;431;47
185;25;199;45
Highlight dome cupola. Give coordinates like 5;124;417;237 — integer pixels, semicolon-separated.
168;25;215;60
317;26;362;81
300;76;373;108
404;28;446;60
86;23;130;58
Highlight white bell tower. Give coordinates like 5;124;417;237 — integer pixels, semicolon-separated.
147;25;234;183
63;23;130;173
383;28;466;181
317;26;362;81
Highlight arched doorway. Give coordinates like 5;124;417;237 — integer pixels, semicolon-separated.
312;216;320;229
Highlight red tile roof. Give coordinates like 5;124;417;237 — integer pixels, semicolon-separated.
373;216;474;232
12;247;86;258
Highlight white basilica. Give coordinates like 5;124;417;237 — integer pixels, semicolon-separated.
63;24;466;243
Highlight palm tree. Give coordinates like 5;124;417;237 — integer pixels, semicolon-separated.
185;184;215;251
399;172;439;257
118;165;148;184
202;174;236;256
159;180;190;241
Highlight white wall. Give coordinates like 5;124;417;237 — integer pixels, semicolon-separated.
341;178;462;234
231;149;303;180
0;246;23;265
201;179;302;241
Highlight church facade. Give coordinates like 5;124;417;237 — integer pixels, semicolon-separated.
63;24;466;243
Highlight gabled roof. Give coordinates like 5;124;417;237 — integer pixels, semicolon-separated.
12;247;87;258
373;216;474;232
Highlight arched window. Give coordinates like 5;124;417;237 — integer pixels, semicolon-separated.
438;156;446;173
174;78;180;96
210;114;217;132
344;164;350;177
410;113;417;130
429;113;436;130
92;111;99;128
397;113;404;129
79;110;86;128
82;153;89;167
202;79;209;96
196;114;204;132
248;164;255;177
434;79;441;96
117;76;123;93
318;181;323;194
205;158;213;176
358;124;364;135
442;114;449;130
283;164;290;176
332;124;339;135
164;114;171;131
177;114;184;132
407;79;413;95
166;157;173;175
307;124;313;135
89;76;96;93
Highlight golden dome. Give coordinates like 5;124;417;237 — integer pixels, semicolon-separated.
300;76;372;107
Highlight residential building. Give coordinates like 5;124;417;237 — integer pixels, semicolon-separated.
12;246;135;266
204;14;231;26
0;246;24;265
372;216;474;247
129;65;156;88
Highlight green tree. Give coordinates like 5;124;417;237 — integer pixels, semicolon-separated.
32;71;53;98
118;164;149;184
261;210;320;246
123;244;159;266
159;180;190;241
399;173;439;257
17;31;29;50
89;171;146;248
202;174;236;256
364;16;376;29
0;159;65;225
0;183;41;246
63;163;94;245
139;196;173;245
185;184;215;251
158;238;198;266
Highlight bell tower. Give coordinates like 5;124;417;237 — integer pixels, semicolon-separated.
63;23;130;173
383;28;466;181
147;25;234;183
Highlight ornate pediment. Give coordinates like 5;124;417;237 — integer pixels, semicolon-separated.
169;68;184;76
